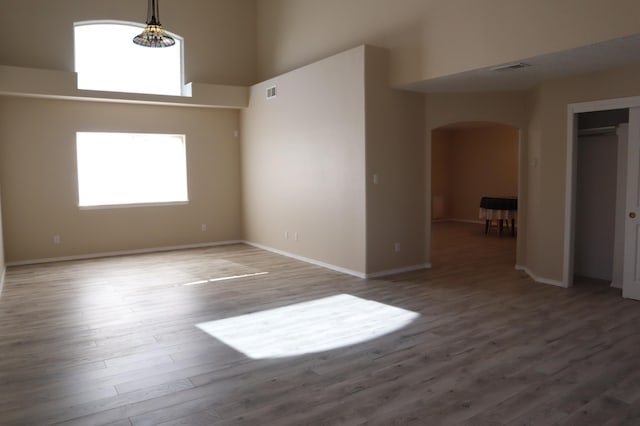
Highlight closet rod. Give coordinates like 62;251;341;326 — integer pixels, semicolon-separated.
578;125;617;137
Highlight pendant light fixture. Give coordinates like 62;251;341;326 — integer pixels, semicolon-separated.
133;0;175;48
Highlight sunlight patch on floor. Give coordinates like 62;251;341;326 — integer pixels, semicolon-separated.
196;294;419;359
183;272;269;286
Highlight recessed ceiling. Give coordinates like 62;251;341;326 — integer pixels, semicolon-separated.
400;33;640;93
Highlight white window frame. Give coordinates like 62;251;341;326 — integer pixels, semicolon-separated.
76;132;189;209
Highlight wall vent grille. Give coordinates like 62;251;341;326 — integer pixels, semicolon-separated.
489;62;531;72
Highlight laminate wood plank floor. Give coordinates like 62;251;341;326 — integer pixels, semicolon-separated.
1;222;639;425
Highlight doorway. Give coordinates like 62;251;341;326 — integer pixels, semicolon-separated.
564;96;640;299
573;109;628;288
430;122;520;266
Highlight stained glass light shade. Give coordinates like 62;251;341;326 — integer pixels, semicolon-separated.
133;24;175;47
133;0;175;48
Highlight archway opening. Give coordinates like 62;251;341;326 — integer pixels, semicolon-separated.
430;121;520;269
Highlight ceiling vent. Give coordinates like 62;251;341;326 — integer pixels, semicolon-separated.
266;86;277;99
489;62;531;72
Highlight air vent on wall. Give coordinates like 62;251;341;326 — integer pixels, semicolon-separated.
489;62;531;72
266;86;277;99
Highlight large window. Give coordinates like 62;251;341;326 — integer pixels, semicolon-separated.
74;22;183;96
76;132;188;208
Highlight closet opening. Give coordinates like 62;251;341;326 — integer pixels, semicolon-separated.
573;109;629;289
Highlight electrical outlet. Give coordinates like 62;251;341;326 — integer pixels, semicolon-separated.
201;224;207;232
294;232;299;241
284;231;289;240
394;242;401;253
53;235;61;245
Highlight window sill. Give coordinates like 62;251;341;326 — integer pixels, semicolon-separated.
79;201;189;210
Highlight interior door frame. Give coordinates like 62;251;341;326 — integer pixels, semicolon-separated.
563;95;640;288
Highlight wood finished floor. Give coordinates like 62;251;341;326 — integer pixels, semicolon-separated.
1;222;639;425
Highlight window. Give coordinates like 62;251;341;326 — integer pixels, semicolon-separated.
74;22;183;96
76;132;188;208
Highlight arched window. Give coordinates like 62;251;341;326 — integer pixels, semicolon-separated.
74;21;184;96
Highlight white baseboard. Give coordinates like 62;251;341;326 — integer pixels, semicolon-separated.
244;241;368;278
366;264;432;279
244;241;431;279
515;264;565;288
6;240;244;267
7;239;431;282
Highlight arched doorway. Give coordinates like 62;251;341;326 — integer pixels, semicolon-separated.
429;121;522;269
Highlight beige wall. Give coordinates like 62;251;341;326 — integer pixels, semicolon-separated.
256;0;640;85
431;129;451;219
526;63;640;282
365;47;426;273
242;45;427;275
0;0;257;86
0;0;254;266
0;97;242;263
241;47;367;274
432;126;519;222
0;187;5;279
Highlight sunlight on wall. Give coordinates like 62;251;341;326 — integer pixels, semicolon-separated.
196;294;419;359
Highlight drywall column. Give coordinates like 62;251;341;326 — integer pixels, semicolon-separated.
364;46;426;274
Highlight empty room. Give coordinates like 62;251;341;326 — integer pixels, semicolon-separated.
3;1;640;424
